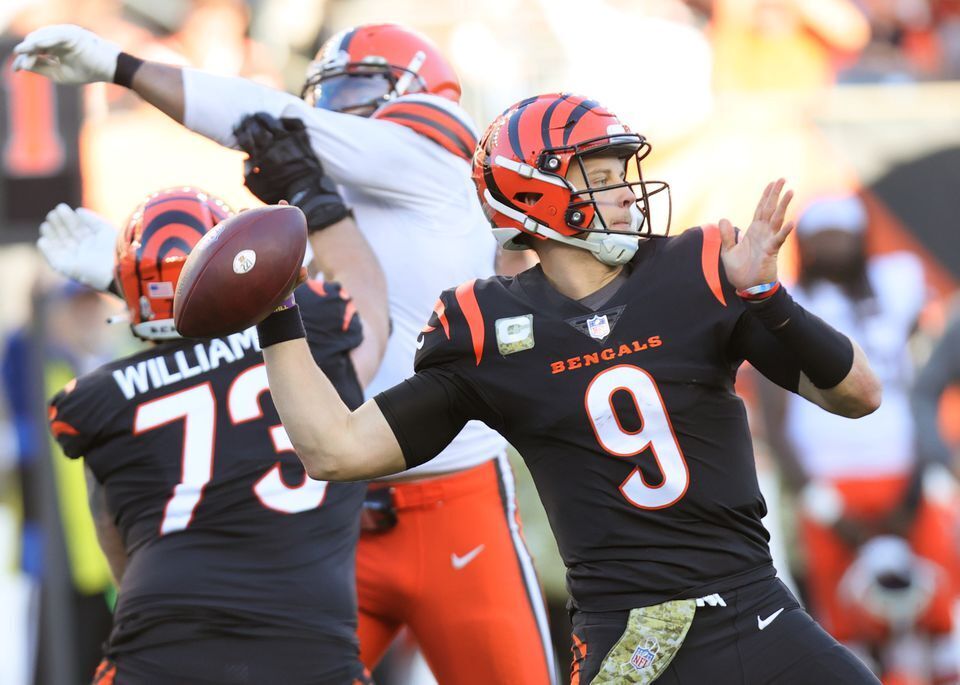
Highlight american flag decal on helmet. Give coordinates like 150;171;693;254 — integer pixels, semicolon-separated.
147;281;175;298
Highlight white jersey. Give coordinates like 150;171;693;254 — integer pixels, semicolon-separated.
183;71;507;477
784;252;925;480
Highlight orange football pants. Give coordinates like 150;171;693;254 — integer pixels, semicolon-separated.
801;475;959;642
356;457;556;685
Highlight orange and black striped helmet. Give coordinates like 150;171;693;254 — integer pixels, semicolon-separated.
115;187;233;340
302;23;461;116
473;93;670;265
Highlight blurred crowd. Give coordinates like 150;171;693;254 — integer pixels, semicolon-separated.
1;1;959;684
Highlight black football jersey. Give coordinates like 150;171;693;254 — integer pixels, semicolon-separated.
379;227;793;612
49;280;365;653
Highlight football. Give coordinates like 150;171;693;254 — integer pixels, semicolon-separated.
173;204;307;338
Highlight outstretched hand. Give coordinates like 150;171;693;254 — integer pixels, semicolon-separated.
13;24;121;85
37;204;118;291
717;179;794;291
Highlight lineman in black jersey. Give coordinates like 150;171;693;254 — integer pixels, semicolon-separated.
254;95;883;683
46;188;373;685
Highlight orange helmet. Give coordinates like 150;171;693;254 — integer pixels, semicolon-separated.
838;535;947;639
302;23;461;116
473;93;670;265
115;187;233;341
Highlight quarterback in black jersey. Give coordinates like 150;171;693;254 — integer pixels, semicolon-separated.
254;95;883;684
46;189;374;685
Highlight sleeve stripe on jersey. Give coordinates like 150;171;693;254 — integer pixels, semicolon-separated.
376;111;474;160
374;101;477;161
342;299;357;331
47;405;80;437
699;224;727;307
432;298;451;339
377;99;478;146
50;420;79;438
307;279;327;297
454;279;485;366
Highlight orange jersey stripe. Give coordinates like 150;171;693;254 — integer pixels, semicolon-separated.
455;279;485;366
50;420;79;438
700;224;727;307
432;298;450;339
307;279;327;297
374;100;477;161
380;101;477;147
342;299;357;332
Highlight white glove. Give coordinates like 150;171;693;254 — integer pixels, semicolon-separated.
12;24;121;85
38;204;118;291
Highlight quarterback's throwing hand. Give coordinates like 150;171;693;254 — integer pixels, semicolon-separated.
718;179;794;291
13;24;120;85
38;204;118;291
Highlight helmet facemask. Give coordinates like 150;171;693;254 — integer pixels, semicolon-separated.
302;52;428;116
560;135;670;247
487;133;671;266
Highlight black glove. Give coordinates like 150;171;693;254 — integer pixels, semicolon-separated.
234;112;352;232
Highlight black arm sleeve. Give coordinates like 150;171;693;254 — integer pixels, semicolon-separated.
728;312;803;393
742;286;855;389
374;367;502;470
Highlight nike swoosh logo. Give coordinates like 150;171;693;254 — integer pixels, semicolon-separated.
757;608;785;630
416;334;425;350
451;544;485;570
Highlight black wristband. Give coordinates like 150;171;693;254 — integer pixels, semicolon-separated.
256;305;306;348
745;286;854;389
113;52;144;88
307;207;354;234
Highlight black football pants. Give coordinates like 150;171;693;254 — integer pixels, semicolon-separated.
571;576;880;684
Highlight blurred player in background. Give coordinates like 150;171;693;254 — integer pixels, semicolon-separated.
0;280;122;684
13;23;556;684
40;188;376;684
757;195;959;685
912;301;960;477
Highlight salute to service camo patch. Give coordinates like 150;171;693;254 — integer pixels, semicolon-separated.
593;599;696;684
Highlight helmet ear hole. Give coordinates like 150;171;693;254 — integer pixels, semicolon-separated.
514;192;542;207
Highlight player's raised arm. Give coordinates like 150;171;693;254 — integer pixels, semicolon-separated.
718;180;881;417
258;326;406;481
256;284;488;482
12;24;297;137
13;25;447;196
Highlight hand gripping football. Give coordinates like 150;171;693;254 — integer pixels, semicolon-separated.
174;205;307;338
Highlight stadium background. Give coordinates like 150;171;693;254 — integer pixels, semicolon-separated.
0;0;958;683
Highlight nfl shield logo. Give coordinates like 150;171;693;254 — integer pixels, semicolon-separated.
586;314;610;340
630;644;656;670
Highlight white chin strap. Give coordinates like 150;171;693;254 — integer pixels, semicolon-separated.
582;204;644;265
485;190;643;266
